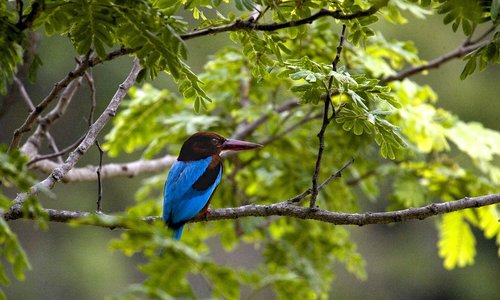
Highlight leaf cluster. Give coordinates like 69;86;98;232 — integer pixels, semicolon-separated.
0;2;24;94
0;146;44;299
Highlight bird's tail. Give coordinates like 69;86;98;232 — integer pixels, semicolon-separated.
172;224;184;240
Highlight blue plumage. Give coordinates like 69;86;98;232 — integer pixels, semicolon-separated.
163;157;222;239
162;131;262;240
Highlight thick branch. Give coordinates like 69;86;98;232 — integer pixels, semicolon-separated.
207;194;500;225
5;193;500;229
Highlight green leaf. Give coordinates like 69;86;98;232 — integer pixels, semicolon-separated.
235;0;256;11
0;146;36;194
438;212;476;269
446;121;500;162
0;218;31;287
460;36;499;79
391;172;428;208
0;16;24;94
476;206;500;240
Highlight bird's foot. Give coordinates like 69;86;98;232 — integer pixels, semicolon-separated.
194;207;211;222
203;208;212;221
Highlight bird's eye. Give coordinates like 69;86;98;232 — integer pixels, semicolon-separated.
210;138;219;145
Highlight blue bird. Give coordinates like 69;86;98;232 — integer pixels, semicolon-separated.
163;131;262;240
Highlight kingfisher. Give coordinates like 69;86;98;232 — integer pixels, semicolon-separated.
163;131;262;240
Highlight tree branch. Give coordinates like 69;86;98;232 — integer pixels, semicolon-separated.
5;193;500;229
27;135;85;166
9;48;135;151
7;59;142;211
10;59;91;151
180;5;383;41
231;98;300;140
16;1;42;31
310;24;347;208
381;41;488;83
24;75;83;153
30;154;176;182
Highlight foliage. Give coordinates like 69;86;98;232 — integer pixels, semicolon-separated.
0;146;39;298
1;0;499;298
0;2;23;95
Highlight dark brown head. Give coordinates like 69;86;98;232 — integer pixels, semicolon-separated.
177;131;262;161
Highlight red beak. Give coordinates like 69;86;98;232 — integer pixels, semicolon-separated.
222;139;262;151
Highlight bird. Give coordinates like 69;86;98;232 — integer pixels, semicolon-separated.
163;131;262;240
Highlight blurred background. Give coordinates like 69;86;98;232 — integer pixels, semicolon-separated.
1;8;499;300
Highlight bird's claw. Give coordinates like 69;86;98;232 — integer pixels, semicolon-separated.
203;208;212;221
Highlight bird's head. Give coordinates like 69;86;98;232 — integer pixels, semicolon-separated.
178;131;262;161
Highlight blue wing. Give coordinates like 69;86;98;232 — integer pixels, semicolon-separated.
163;156;222;239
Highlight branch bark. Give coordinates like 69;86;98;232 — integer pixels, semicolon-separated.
5;193;500;229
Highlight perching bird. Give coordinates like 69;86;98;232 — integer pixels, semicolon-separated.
163;131;262;240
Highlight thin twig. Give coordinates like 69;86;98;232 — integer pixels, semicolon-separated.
84;69;104;212
289;158;354;204
27;135;85;165
13;76;34;110
310;24;347;209
85;70;97;126
253;5;270;23
467;25;497;45
381;41;489;83
231;99;300;140
43;132;63;163
95;140;104;213
318;157;355;190
16;1;42;30
14;76;61;160
261;109;320;145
